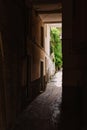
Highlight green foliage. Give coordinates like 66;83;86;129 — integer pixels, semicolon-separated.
50;27;62;70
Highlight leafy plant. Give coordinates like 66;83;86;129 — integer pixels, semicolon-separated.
50;27;62;70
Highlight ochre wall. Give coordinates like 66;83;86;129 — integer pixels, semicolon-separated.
26;9;46;81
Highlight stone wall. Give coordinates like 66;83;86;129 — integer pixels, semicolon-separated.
0;0;26;129
61;0;87;129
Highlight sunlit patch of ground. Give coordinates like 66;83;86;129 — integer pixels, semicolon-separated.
52;71;62;87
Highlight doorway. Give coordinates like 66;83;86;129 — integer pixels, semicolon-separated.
40;61;44;92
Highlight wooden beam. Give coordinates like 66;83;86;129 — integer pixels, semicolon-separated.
44;21;62;24
33;0;61;5
36;9;62;14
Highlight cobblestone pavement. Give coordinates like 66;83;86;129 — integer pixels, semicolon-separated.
13;71;62;130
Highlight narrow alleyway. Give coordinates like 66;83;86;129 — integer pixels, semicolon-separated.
13;71;62;130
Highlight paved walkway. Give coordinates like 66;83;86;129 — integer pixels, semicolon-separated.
13;71;62;130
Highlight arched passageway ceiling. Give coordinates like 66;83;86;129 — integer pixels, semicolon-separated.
34;2;62;23
26;0;62;23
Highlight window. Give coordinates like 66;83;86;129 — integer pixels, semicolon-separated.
41;26;44;47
